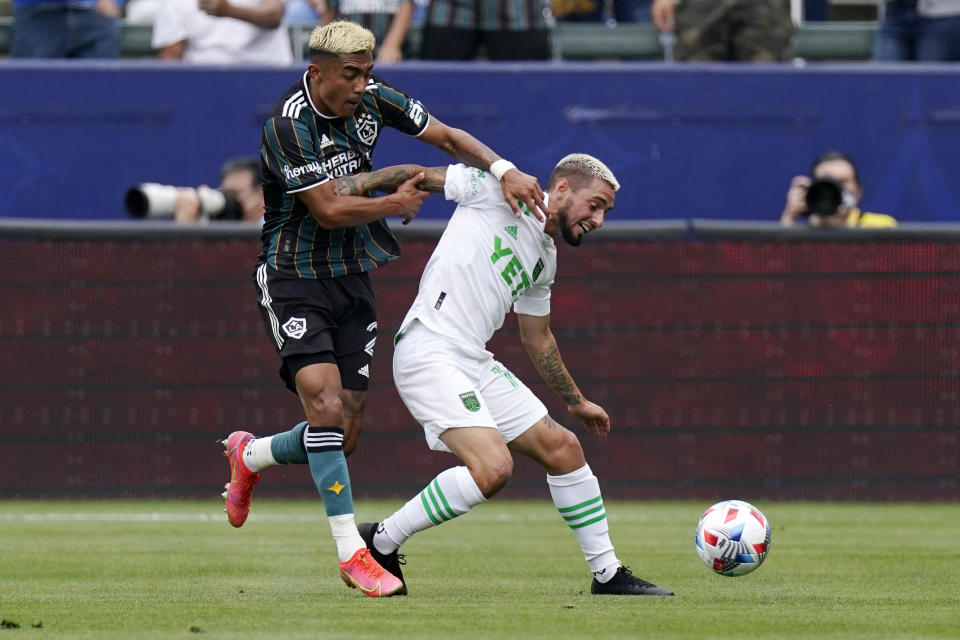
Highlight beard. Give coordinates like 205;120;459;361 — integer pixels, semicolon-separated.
557;203;582;247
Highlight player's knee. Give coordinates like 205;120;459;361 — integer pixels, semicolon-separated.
547;428;586;473
301;389;343;426
475;455;513;497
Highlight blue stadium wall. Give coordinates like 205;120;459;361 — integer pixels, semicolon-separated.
1;61;960;223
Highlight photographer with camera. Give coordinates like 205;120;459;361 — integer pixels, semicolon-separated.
779;150;897;229
125;157;264;224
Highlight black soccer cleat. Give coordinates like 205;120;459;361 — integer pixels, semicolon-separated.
358;522;407;596
590;566;674;596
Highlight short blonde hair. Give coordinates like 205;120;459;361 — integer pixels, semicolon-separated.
548;153;620;192
308;21;376;57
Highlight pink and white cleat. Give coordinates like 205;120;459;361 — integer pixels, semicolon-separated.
221;431;260;528
339;548;404;597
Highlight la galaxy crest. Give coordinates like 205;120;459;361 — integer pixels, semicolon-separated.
356;113;378;146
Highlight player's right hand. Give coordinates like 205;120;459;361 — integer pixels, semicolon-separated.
393;172;429;225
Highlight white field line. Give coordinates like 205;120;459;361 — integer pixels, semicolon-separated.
0;511;660;524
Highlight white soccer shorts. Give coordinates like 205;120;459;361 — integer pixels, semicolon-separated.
392;320;548;453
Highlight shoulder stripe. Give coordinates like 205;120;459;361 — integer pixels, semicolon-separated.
282;91;306;118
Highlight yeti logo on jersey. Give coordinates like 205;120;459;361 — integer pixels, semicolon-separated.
282;317;307;340
459;391;481;413
490;235;531;300
356;114;378;145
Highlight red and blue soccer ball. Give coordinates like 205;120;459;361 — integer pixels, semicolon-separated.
695;499;771;577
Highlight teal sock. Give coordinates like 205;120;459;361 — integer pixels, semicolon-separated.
269;421;308;464
304;425;354;517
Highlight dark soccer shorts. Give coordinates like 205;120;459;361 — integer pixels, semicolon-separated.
253;263;378;393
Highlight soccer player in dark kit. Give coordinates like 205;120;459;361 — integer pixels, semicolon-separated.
220;20;546;597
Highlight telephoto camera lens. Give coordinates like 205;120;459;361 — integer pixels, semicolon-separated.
804;177;844;217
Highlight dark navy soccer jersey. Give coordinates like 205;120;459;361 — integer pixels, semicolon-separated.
258;70;430;279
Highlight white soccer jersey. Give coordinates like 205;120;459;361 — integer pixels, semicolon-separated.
398;164;558;352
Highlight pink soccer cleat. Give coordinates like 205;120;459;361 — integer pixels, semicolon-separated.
338;548;404;597
221;431;260;528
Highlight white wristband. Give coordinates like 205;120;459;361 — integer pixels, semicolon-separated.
489;159;516;181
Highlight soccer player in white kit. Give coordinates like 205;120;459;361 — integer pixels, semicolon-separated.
359;154;674;596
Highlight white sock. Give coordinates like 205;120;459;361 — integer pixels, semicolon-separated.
548;464;619;577
376;466;485;554
243;435;277;473
328;513;365;562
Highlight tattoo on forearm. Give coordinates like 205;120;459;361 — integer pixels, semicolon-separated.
418;167;448;193
537;343;582;406
333;174;367;197
332;165;418;196
332;164;447;196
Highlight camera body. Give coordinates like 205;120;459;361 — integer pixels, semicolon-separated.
804;176;857;217
124;183;244;220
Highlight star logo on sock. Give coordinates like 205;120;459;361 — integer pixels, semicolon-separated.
327;481;346;495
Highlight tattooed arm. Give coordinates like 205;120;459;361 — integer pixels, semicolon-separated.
417;116;545;221
331;165;448;196
297;164;437;229
517;313;611;437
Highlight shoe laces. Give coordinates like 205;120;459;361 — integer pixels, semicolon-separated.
617;566;654;587
351;550;385;578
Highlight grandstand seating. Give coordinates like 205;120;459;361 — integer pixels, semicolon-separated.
0;18;879;61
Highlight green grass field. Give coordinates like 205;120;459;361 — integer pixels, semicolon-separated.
2;499;958;639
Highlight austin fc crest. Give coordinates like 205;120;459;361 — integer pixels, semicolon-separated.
459;391;481;413
356;114;378;146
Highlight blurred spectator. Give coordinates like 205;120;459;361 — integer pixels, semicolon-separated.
419;0;550;60
651;0;793;62
780;150;897;229
11;0;123;58
552;0;650;24
124;0;159;23
285;0;323;22
173;157;264;224
875;0;960;61
322;0;414;62
803;0;828;20
152;0;294;65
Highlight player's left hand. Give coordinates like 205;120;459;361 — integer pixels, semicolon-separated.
568;399;610;440
500;168;546;222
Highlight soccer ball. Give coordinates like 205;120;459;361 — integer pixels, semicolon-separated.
695;499;771;577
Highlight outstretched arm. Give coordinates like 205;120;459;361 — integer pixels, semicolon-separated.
417;117;545;220
331;165;448;196
297;165;431;229
518;313;610;438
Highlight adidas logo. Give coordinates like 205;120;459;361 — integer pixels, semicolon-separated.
504;225;518;240
320;134;334;149
357;364;369;378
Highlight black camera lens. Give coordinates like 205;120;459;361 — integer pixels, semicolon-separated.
804;177;844;217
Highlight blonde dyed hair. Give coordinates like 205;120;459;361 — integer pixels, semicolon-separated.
308;21;376;57
548;153;620;192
